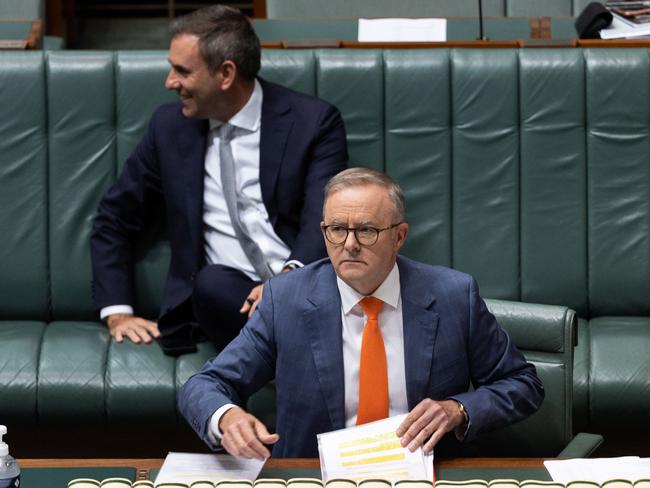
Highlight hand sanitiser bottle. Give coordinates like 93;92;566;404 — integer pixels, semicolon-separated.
0;426;20;488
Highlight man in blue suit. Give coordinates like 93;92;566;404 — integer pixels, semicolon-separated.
179;168;544;459
91;6;348;354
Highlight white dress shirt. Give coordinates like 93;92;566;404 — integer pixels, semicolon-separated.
209;263;409;440
101;79;298;320
337;264;408;426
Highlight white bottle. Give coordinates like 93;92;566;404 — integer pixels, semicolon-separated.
0;426;20;488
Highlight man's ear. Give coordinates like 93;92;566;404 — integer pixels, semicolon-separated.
394;223;409;251
218;60;238;90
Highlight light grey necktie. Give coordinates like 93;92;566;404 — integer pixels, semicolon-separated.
218;123;273;281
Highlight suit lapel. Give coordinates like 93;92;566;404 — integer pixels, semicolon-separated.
398;258;439;410
303;264;346;430
182;117;209;267
259;79;292;224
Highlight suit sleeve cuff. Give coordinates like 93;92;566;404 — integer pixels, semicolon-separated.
100;305;134;321
209;404;238;443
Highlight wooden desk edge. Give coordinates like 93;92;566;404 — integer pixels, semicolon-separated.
19;457;547;470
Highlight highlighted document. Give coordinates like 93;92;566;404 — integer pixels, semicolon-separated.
318;415;434;482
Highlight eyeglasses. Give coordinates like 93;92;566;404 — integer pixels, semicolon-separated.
321;223;402;246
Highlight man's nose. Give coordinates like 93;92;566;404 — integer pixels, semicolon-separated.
343;229;361;252
165;70;179;90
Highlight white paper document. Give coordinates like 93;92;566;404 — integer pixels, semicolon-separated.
154;452;265;485
358;18;447;42
318;414;434;482
544;457;650;484
600;16;650;39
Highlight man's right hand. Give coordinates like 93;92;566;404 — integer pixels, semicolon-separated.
219;407;279;460
106;313;160;344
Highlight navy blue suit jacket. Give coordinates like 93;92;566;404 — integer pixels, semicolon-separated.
91;79;348;351
179;256;544;458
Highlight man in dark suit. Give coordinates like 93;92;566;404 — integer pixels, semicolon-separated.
91;6;348;354
179;167;544;459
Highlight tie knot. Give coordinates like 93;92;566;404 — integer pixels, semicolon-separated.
359;296;383;319
219;122;237;143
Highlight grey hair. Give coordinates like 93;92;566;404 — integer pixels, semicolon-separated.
323;167;406;222
169;5;261;80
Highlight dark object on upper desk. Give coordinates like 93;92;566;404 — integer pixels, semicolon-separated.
575;2;614;38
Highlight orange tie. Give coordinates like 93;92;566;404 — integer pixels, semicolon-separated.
356;296;388;425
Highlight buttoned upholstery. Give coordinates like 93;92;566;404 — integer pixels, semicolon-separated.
0;48;647;456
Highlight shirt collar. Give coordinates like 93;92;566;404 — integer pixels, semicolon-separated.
337;263;401;315
209;78;262;133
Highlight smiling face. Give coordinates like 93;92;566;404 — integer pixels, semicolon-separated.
165;34;225;119
322;184;409;295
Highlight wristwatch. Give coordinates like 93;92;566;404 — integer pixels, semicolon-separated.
457;401;469;425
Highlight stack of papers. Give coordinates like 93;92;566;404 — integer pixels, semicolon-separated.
544;457;650;484
600;13;650;38
318;415;434;482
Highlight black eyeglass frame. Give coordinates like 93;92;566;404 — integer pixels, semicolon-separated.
320;222;403;246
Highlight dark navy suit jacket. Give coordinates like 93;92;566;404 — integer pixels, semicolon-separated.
179;256;544;457
91;79;348;352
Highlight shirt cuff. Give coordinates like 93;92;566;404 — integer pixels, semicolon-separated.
208;404;238;443
100;305;134;321
282;259;304;271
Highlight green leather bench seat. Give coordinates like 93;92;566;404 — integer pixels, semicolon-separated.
0;48;648;456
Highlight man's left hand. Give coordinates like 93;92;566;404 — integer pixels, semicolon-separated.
396;399;465;453
240;284;264;318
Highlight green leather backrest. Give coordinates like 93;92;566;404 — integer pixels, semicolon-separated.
1;48;649;321
506;0;572;16
0;52;48;321
265;0;506;18
0;0;43;19
264;0;598;18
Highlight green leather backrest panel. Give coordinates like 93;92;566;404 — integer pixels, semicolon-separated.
48;51;116;321
260;49;317;95
317;50;384;171
0;0;43;18
384;50;452;267
0;52;48;320
451;49;520;300
585;49;650;317
519;49;587;316
506;0;571;16
265;0;506;18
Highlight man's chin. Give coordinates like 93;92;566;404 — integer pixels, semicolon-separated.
180;106;197;118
